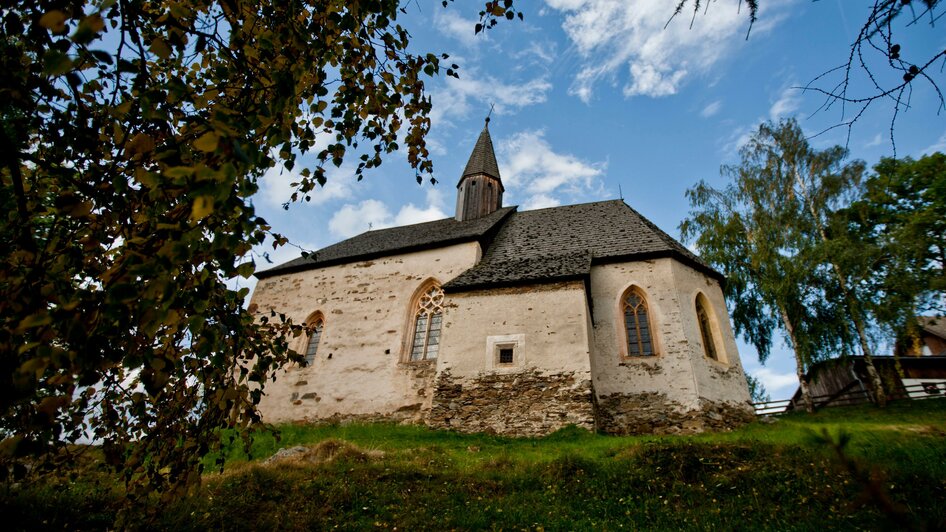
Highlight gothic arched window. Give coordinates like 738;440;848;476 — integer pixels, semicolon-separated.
409;284;444;361
695;294;719;361
304;315;324;366
623;287;655;357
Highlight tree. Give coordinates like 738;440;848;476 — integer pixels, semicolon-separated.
671;1;946;146
746;374;770;403
681;119;871;412
832;153;946;351
0;0;520;515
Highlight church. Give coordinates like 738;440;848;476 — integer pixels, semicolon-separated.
250;122;755;436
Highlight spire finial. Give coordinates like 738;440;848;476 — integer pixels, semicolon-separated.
485;103;495;124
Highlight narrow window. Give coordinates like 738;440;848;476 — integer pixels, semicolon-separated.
410;285;444;361
498;347;514;365
623;288;655;356
696;296;718;361
305;320;323;366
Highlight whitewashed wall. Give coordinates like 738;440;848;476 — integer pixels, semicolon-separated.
249;242;481;423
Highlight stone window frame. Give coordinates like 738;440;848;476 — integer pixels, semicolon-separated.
485;334;525;373
694;292;727;364
402;279;444;363
619;285;659;359
301;311;325;368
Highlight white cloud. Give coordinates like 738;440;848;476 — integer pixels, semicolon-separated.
769;85;801;119
328;199;392;238
499;130;606;209
258;163;356;208
921;130;946;155
522;194;562;210
434;10;484;48
751;367;800;398
512;40;558;65
701;100;722;118
327;187;448;239
865;132;885;148
430;69;552;130
543;0;790;101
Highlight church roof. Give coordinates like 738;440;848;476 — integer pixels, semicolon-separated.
459;123;501;182
443;199;721;291
255;206;515;279
256;199;720;287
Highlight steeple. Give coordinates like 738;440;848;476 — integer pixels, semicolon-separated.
456;118;504;221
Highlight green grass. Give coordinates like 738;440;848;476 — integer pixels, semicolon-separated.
5;399;946;530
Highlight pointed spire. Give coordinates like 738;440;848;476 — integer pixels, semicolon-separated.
455;117;504;222
460;120;501;180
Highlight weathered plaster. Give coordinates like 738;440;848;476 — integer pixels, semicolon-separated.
431;281;596;435
668;259;753;409
589;259;702;411
588;258;753;433
249;242;480;424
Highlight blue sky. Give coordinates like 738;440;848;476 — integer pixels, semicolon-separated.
245;1;946;400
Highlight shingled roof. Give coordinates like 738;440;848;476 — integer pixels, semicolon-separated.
257;199;720;288
443;200;721;291
255;206;515;279
919;317;946;340
459;123;501;182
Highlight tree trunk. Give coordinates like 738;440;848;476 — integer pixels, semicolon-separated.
793;168;887;407
779;307;813;413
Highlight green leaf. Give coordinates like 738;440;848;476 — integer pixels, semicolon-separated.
194;132;220;152
42;50;72;75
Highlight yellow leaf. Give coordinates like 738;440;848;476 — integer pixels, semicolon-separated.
127;133;155;155
17;313;52;332
190;196;214;222
39;10;67;33
83;14;105;33
150;37;172;59
194;131;219;152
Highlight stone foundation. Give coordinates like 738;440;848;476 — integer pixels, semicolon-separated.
595;392;755;435
427;369;596;436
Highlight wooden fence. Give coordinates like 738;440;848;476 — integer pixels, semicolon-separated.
751;381;946;416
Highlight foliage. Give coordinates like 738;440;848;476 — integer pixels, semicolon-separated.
681;118;862;410
832;153;946;345
0;0;518;514
746;373;770;403
3;399;945;530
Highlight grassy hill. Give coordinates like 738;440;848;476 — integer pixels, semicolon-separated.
5;399;946;530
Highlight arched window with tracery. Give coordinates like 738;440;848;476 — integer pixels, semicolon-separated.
695;294;719;361
409;284;444;361
304;315;324;366
622;287;655;357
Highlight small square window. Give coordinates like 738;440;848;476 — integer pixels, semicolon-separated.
498;347;514;365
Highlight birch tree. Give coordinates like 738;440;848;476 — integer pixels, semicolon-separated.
681;132;853;412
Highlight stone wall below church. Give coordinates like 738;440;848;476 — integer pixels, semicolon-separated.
427;369;596;436
595;392;755;435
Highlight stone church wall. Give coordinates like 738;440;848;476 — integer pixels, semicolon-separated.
588;258;752;434
669;259;753;421
249;242;481;424
429;281;596;435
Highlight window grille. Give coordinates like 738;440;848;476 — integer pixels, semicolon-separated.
410;285;444;361
305;320;323;365
623;289;655;356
